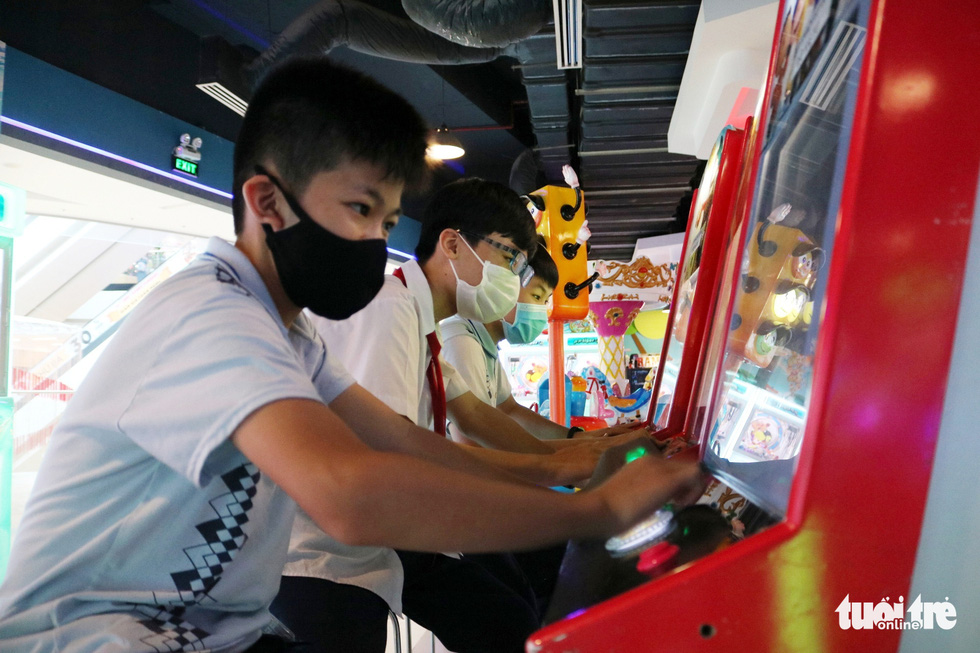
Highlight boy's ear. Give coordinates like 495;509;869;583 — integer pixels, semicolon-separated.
242;174;287;231
439;228;462;260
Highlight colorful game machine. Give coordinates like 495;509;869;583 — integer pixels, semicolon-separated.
583;251;677;423
644;123;749;439
529;1;980;651
587;297;645;419
497;324;603;418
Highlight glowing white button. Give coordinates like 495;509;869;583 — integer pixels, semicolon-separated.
605;508;675;557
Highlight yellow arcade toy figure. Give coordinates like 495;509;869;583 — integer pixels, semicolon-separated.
729;203;822;369
526;165;592;426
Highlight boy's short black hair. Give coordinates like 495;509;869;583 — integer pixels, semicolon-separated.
529;235;559;290
232;57;430;233
415;178;537;263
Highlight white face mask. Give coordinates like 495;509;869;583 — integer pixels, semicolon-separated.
449;236;521;322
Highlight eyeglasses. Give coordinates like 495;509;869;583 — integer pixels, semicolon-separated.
459;231;533;286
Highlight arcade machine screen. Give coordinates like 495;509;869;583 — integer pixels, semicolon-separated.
701;0;866;517
539;0;869;627
652;128;731;429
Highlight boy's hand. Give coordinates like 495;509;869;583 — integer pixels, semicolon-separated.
547;443;605;485
585;455;706;537
581;433;661;489
548;431;657;486
546;431;647;484
547;430;668;486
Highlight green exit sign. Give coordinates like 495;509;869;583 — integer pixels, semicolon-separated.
172;155;199;177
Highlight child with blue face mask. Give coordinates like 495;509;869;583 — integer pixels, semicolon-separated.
501;245;555;345
442;239;644;443
441;238;651;615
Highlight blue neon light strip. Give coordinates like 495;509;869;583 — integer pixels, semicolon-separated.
188;0;271;49
385;247;416;260
0;116;233;200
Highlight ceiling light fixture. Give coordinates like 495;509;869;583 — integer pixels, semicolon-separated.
427;77;465;161
427;124;465;160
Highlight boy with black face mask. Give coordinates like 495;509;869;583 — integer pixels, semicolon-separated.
0;58;702;652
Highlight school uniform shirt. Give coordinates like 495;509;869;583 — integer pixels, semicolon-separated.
440;317;512;407
0;238;354;653
290;259;469;612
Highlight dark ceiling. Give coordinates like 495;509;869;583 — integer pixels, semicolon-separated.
1;0;702;261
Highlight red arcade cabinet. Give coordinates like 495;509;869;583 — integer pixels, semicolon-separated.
529;0;980;651
646;122;749;439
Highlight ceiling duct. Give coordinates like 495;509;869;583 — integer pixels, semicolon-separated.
197;36;250;116
197;0;569;145
512;30;574;183
195;0;572;200
401;0;552;48
246;0;504;86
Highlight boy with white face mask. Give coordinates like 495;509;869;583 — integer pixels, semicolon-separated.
443;237;643;442
305;178;660;649
442;241;555;421
441;240;644;615
314;178;628;453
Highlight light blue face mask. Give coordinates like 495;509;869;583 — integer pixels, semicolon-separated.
503;302;549;344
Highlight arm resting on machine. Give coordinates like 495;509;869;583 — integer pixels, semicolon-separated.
497;396;648;441
232;396;702;553
330;384;590;486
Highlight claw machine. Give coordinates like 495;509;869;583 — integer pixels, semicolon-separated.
529;1;980;651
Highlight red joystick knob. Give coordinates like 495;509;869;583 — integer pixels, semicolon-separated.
636;542;679;575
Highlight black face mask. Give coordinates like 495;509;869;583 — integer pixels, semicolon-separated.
256;166;388;320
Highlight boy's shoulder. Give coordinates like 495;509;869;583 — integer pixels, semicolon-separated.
440;316;478;341
141;250;277;323
380;273;415;298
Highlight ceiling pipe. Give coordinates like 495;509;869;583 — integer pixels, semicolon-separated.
401;0;552;48
239;0;569;205
246;0;505;86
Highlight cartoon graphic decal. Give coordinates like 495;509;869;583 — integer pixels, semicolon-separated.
738;412;785;460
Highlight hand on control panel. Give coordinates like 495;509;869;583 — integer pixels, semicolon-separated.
579;419;649;439
581;431;667;490
554;429;659;486
586;449;707;538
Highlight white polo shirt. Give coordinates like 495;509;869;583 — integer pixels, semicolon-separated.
441;316;512;407
0;238;354;652
287;259;468;612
